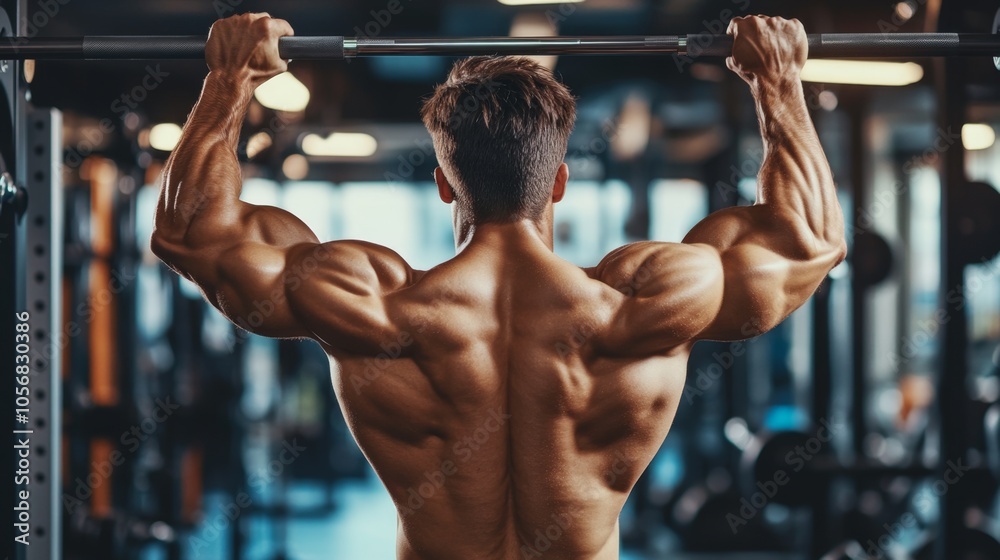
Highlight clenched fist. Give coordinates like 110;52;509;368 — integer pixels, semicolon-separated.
725;16;807;88
206;13;294;86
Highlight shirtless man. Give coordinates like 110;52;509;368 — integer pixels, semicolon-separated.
151;12;846;560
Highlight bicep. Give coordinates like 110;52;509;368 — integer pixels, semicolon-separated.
600;205;831;350
685;206;836;341
694;243;792;341
604;241;794;347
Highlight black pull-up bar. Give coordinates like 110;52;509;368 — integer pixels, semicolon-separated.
0;33;997;60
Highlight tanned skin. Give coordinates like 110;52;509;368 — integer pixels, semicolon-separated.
152;13;846;560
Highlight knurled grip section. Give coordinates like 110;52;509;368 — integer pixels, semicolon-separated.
81;36;346;60
643;36;683;52
279;36;345;60
83;36;206;59
811;33;960;57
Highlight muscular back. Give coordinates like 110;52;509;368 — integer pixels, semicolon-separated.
151;14;846;560
314;240;696;560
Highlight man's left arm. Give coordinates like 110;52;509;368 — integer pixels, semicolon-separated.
151;14;410;342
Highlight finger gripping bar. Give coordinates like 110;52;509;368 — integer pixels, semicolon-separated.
684;32;992;59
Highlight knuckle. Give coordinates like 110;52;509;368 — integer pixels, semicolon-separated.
252;19;272;35
267;20;287;36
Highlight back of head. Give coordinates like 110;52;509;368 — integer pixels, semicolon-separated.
421;56;577;224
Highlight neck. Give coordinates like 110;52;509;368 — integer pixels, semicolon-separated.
455;218;554;254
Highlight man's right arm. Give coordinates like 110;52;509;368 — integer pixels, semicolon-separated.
597;16;846;350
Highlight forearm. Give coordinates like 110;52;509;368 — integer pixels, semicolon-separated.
751;78;845;253
153;73;254;246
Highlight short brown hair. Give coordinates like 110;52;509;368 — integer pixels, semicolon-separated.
421;56;576;223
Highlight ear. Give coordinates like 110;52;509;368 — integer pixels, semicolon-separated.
552;163;569;203
434;167;454;204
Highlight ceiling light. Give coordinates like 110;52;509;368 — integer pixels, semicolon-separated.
962;123;996;151
509;12;558;70
894;2;916;23
254;72;310;112
301;132;378;157
800;60;923;86
149;123;182;152
282;154;310;181
246;132;273;159
817;90;838;111
611;94;651;161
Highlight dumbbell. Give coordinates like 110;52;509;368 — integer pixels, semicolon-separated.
726;418;963;508
952;181;1000;266
665;471;780;552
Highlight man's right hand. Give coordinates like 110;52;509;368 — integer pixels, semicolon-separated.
725;16;808;88
205;13;293;87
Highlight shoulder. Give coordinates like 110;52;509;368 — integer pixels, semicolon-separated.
282;241;423;352
591;241;723;297
286;240;419;294
588;242;726;353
